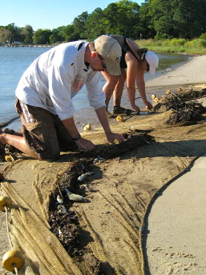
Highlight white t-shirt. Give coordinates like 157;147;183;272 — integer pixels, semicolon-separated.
15;41;105;120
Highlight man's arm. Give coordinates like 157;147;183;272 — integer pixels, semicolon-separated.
62;117;95;152
95;106;124;144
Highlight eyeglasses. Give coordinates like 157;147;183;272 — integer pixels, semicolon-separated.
146;63;150;72
98;55;107;70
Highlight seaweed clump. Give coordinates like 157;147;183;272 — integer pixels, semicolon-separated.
155;90;206;125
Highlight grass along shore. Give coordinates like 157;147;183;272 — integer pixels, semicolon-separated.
135;38;206;55
2;37;206;55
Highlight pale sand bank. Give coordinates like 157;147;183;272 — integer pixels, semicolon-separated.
145;152;206;275
146;54;206;87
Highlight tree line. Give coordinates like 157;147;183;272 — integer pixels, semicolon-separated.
0;0;206;45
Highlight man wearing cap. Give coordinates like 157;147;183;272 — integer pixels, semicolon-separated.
0;35;124;160
101;35;159;115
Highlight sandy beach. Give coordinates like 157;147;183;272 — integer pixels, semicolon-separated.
0;54;206;275
146;54;206;88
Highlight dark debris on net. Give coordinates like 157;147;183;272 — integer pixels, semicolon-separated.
48;129;154;273
166;100;205;125
157;92;206;125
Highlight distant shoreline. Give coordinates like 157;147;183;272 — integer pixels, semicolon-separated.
0;44;53;48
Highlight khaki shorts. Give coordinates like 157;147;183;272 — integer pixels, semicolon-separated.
15;99;77;160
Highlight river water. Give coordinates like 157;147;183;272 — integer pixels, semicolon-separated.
0;46;188;130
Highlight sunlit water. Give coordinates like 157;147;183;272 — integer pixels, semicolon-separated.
0;46;188;130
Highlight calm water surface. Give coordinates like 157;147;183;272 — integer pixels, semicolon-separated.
0;46;188;127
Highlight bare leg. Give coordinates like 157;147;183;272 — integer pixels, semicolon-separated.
113;68;126;107
102;71;118;108
3;128;23;136
0;132;39;159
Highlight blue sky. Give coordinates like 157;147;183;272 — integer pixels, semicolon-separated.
0;0;144;31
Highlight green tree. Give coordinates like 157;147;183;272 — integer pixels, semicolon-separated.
49;26;65;43
149;0;206;39
101;3;120;35
5;23;21;43
0;27;12;44
149;0;174;39
33;29;52;44
83;8;105;40
99;0;140;39
172;0;206;39
115;0;140;38
72;11;89;39
139;1;155;38
61;25;79;41
20;25;34;44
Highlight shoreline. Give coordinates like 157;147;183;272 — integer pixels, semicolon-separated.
0;45;53;48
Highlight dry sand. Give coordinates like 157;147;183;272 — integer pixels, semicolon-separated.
146;54;206;87
0;54;206;275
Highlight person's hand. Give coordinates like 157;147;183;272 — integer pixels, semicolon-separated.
131;104;140;114
75;138;95;152
145;100;153;110
106;132;124;145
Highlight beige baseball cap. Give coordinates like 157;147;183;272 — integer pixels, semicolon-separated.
94;35;122;76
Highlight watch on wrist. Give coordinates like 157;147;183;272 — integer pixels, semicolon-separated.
72;133;81;141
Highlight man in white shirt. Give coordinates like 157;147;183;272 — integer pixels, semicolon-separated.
0;35;124;160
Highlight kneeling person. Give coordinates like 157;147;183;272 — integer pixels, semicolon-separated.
0;35;124;160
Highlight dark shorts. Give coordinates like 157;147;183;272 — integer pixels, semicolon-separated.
15;99;77;160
